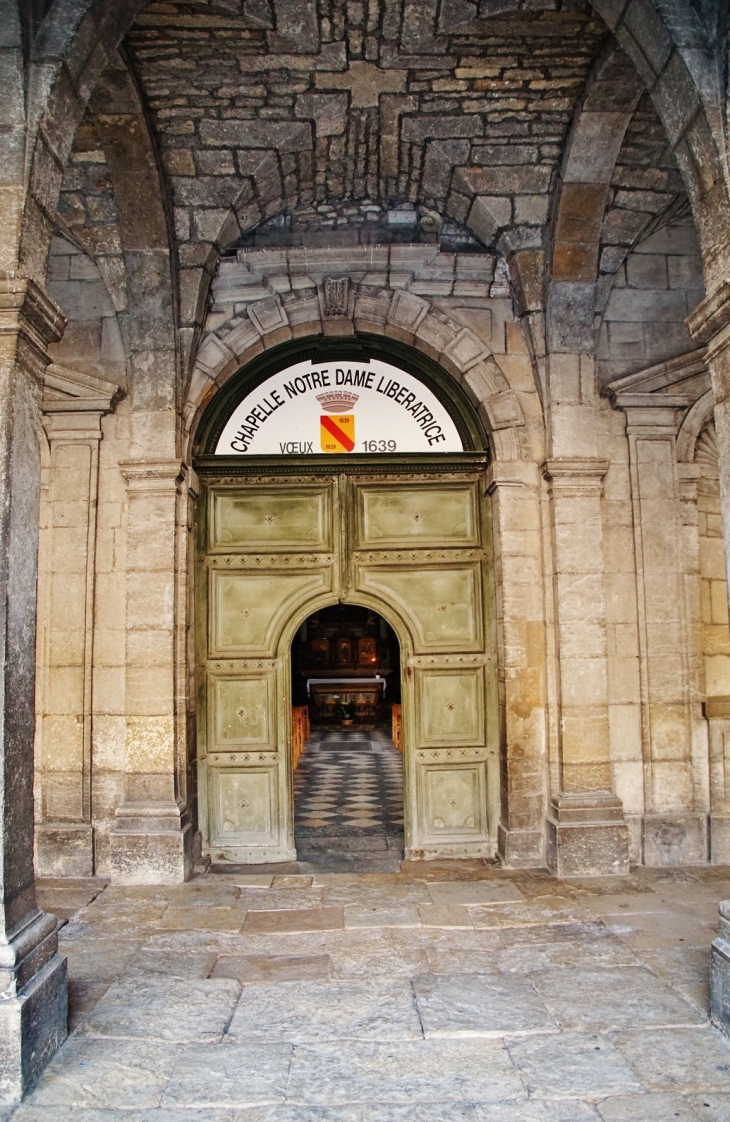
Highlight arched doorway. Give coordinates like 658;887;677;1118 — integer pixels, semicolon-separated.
193;338;498;867
292;605;404;871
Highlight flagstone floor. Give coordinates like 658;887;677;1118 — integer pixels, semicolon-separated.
8;859;730;1120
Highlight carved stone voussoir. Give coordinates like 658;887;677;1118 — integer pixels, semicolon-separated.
324;276;350;316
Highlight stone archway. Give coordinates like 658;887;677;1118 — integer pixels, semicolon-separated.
192;341;499;865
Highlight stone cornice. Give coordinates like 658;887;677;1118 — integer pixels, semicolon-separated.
0;278;66;382
604;348;708;410
0;277;66;347
119;460;189;495
686;281;730;345
541;458;609;497
43;364;123;415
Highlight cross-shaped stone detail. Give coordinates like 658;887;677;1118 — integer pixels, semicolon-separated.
315;61;407;108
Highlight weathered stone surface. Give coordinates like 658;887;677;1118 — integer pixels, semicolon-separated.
413;972;556;1037
287;1039;527;1104
228;978;423;1041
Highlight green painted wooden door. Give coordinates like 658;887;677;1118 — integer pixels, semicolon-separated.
196;464;497;863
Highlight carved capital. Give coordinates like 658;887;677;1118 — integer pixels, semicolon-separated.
541;458;609;497
42;364;123;441
120;460;188;495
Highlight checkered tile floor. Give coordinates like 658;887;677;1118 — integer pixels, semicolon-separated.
294;727;404;871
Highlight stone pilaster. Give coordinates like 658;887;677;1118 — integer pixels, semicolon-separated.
35;366;122;877
109;461;195;885
608;388;707;864
0;278;68;1100
688;285;730;861
542;458;630;876
487;462;547;867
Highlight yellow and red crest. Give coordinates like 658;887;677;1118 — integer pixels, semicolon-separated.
320;413;355;453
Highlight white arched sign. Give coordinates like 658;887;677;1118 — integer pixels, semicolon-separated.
215;358;463;455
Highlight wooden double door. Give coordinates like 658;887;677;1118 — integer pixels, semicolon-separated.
195;457;498;863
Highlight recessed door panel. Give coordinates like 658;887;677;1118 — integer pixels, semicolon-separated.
208;671;275;750
421;763;486;839
210;569;331;656
209;766;277;846
356;565;482;652
211;487;332;551
417;668;485;747
356;482;479;548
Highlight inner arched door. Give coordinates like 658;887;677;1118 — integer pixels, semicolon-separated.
195;462;496;865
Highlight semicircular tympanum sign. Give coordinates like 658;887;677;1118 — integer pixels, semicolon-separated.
214;358;463;455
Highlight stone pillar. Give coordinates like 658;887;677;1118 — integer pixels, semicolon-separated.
488;462;548;867
35;366;121;877
618;401;707;863
109;461;195;884
0;278;68;1100
542;458;630;876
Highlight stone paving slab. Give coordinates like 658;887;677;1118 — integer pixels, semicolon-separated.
242;908;344;933
286;1039;527;1104
474;1104;600;1121
161;1042;292;1107
612;1026;730;1091
594;1093;705;1121
413;972;556;1037
22;1037;183;1109
14;1111;239;1122
212;953;331;984
81;976;241;1042
686;1092;730;1120
228;978;423;1041
427;880;525;906
531;966;706;1031
505;1032;643;1098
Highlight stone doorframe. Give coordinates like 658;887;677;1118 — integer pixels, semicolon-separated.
181;283;552;870
194;451;498;864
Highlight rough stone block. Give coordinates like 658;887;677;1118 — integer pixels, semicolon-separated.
642;814;708;866
295;93;348;136
36;825;94;878
200;119;313;153
546;794;630;877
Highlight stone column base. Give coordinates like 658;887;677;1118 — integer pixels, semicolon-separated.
498;823;545;868
109;800;193;885
36;824;94;878
546;792;630;877
711;902;730;1032
0;911;67;1103
643;813;708;865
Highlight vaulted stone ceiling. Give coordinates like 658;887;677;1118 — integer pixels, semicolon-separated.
115;0;685;261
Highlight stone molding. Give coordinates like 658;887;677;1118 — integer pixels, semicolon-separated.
41;364;122;445
605;348;709;411
687;281;730;346
119;459;189;494
0;278;66;358
187;260;529;464
43;364;122;417
541;457;609;497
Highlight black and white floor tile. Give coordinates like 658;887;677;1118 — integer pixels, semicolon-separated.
294;727;404;872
